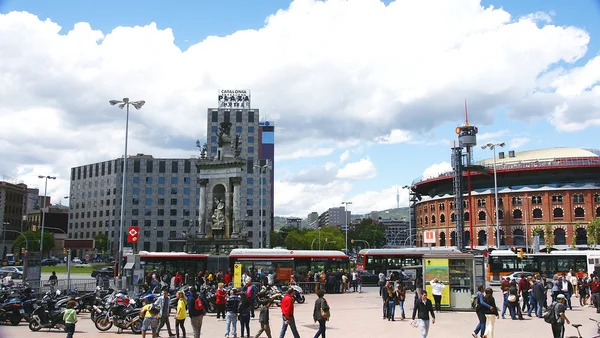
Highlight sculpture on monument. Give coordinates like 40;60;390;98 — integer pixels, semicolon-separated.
232;134;242;158
211;198;226;230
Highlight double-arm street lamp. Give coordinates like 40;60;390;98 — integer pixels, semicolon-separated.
481;142;505;249
38;175;56;258
341;201;352;252
402;185;413;247
253;162;272;248
109;98;145;286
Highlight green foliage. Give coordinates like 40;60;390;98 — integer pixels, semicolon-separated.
93;233;109;251
571;234;576;250
12;231;55;254
532;227;541;236
544;223;554;253
587;218;600;248
348;218;386;251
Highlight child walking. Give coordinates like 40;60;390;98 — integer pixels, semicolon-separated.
63;300;78;338
254;300;272;338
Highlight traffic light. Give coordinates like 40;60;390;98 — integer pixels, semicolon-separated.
21;248;25;254
517;248;524;259
351;239;355;244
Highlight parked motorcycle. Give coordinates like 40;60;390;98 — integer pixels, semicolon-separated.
28;299;66;331
290;284;305;304
93;292;142;334
0;298;23;325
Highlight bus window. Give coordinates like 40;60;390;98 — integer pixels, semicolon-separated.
403;257;420;267
575;258;586;272
557;258;572;272
357;255;364;266
518;258;537;271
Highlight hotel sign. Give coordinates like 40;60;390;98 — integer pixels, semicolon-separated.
218;89;251;109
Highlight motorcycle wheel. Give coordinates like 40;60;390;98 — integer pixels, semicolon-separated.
28;320;42;332
10;315;21;326
254;301;260;309
208;303;216;313
94;315;113;331
130;319;142;334
297;295;306;304
90;311;96;322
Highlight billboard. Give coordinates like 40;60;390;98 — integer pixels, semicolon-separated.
218;89;251;109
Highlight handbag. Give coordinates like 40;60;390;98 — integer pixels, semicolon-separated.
508;294;517;303
320;298;330;320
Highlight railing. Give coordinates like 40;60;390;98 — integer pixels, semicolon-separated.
37;278;115;296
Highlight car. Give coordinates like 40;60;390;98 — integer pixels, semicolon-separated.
91;266;114;278
0;266;24;279
504;271;534;283
72;257;82;264
356;270;379;285
41;258;61;266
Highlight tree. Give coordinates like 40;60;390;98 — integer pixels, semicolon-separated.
587;218;600;249
348;218;386;250
544;223;554;253
13;231;55;256
269;230;280;248
93;233;109;252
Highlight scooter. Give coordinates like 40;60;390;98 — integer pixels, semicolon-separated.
0;298;23;325
290;284;305;304
28;299;67;331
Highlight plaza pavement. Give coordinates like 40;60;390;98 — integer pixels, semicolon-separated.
0;286;598;338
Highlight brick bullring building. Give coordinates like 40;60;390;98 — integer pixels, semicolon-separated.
412;148;600;250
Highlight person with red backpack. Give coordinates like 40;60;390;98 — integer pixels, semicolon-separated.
187;287;207;338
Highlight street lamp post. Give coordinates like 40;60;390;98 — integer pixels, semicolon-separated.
481;142;505;249
2;221;8;259
109;98;145;287
38;175;56;259
44;225;71;291
341;201;352;253
253;162;271;249
402;185;413;247
402;234;416;247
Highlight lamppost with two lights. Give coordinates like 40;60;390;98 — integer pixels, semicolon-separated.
38;175;56;258
481;142;505;248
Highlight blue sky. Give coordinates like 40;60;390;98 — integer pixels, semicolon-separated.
1;0;599;216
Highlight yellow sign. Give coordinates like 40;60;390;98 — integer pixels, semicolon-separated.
233;263;242;288
425;258;450;308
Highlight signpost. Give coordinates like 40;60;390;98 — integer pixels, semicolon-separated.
218;89;251;109
424;230;436;244
127;226;139;243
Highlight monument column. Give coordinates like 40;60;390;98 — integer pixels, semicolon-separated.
230;177;242;238
198;179;209;237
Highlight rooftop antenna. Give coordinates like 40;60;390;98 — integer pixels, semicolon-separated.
464;98;469;126
396;186;400;209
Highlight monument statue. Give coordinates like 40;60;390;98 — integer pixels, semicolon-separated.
232;134;242;158
211;199;226;230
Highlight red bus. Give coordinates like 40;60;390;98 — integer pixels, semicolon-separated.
135;251;209;277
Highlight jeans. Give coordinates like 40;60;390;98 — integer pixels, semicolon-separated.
66;323;75;338
474;310;486;337
398;300;405;318
158;315;173;335
418;319;430;338
225;312;238;338
501;293;508;317
279;315;300;338
594;293;600;312
433;295;442;312
387;300;396;319
521;291;530;312
240;314;250;337
563;292;572;310
189;315;203;338
536;299;544;318
313;318;326;338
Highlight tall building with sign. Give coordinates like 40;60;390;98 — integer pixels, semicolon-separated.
205;90;273;248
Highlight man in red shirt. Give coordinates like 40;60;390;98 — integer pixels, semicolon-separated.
279;288;300;338
224;269;232;285
590;276;600;313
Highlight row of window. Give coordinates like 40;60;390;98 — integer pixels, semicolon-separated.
211;110;255;124
429;227;587;247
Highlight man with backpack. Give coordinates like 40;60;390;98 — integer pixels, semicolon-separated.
545;294;570;338
141;296;160;338
187;286;207;338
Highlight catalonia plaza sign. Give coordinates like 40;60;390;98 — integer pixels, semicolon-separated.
218;89;251;109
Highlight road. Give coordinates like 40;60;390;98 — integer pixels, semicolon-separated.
0;286;598;338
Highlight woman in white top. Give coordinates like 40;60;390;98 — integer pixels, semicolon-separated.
430;278;445;312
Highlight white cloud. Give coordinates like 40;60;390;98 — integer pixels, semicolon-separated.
336;158;377;180
0;1;599;208
510;137;530;149
422;162;453;179
478;130;509;142
350;185;410;215
339;150;350;163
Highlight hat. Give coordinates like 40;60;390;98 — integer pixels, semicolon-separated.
232;288;238;294
557;294;566;299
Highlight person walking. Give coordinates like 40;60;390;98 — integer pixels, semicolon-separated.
279;288;300;338
482;288;499;338
255;300;272;338
519;275;531;313
225;288;241;338
396;282;407;320
429;278;445;312
216;282;227;321
550;294;570;338
473;285;493;338
49;271;58;286
174;291;187;338
313;289;329;338
239;293;252;338
243;279;258;319
386;283;396;321
155;286;175;337
63;300;77;338
187;287;207;338
141;296;160;338
411;290;435;338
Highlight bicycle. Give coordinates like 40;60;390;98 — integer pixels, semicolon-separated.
565;319;600;338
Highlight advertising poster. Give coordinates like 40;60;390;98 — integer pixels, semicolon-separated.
425;258;450;307
233;263;242;288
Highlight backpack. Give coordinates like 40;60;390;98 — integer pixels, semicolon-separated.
194;296;205;311
320;298;330;320
543;303;557;324
148;302;160;315
471;294;478;309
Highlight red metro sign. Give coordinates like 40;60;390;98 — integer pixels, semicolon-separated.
127;226;140;243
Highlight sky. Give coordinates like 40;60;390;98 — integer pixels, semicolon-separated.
1;0;600;217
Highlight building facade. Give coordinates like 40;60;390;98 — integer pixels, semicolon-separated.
413;148;600;250
317;207;351;228
0;181;27;256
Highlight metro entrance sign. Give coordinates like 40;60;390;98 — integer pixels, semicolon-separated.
127;226;139;243
424;230;436;244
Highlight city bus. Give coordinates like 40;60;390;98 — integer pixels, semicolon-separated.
229;248;349;285
487;250;600;282
135;251;209;277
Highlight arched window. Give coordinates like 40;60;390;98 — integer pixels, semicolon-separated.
450;231;456;246
498;210;504;220
576;228;587;245
532;208;542;219
464;212;470;222
494;230;506;246
425;216;428;225
464;231;470;247
440;232;446;246
420;217;423;225
478;211;486;221
553;208;564;218
478;230;487;246
451;213;456;222
431;215;436;224
535;230;545;244
513;229;525;246
440;214;446;223
513;209;522;219
554;228;566;245
597;207;600;217
574;207;585;218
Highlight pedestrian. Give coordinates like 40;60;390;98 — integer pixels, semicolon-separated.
382;280;390;319
141;296;160;338
313;288;329;338
550;294;570;338
519;275;531;313
590;276;600;312
396;282;407;320
378;271;386;296
386;283;396;321
175;290;187;338
216;282;227;321
473;285;493;338
429;278;445;312
239;293;252;338
155;286;175;337
63;300;77;338
187;287;208;338
279;287;300;338
49;271;58;286
411;290;435;338
482;288;499;338
225;288;241;338
255;299;272;338
243;279;258;319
